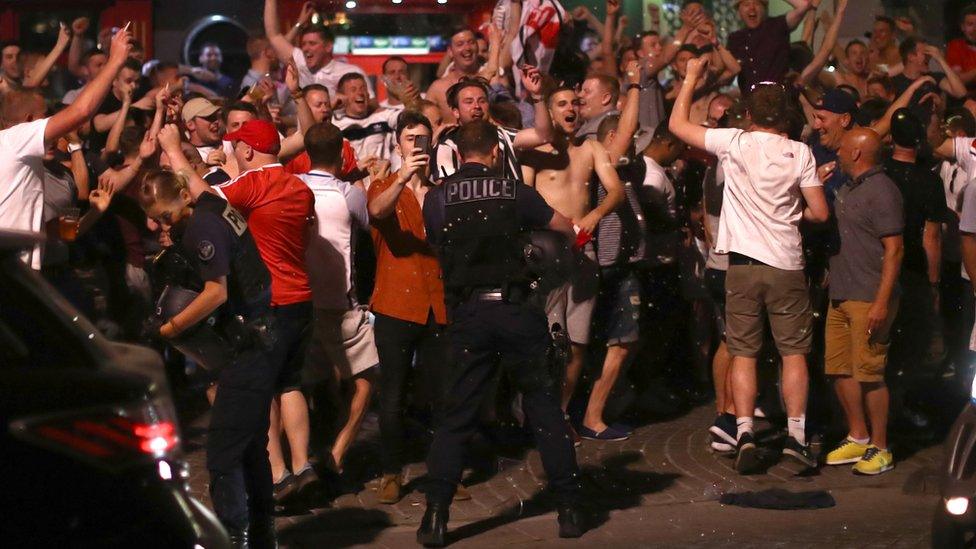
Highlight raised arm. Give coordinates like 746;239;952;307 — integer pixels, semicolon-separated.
645;20;699;78
601;0;620;76
870;75;935;137
499;0;523;72
45;26;132;149
478;23;503;82
927;45;967;99
512;65;553;148
369;150;429;220
785;0;815;31
669;56;709;151
102;83;133;158
284;2;315;45
606;61;641;161
65;130;90;200
797;0;847;88
24;23;71;89
157;123;213;199
67;17;89;78
264;0;297;63
800;7;817;47
285;61;315;132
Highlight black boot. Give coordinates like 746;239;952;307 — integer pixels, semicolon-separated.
416;502;449;547
249;516;277;549
557;505;585;539
226;526;250;549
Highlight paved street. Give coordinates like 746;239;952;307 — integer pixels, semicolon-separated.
182;402;942;547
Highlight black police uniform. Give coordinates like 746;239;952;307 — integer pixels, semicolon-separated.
422;162;582;509
170;192;278;543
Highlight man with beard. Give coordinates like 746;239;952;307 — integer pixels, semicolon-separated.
182;97;225;164
264;0;372;99
518;64;641;441
432;66;551;182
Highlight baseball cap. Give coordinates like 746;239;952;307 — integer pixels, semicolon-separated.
814;89;858;117
223;119;281;155
181;97;220;124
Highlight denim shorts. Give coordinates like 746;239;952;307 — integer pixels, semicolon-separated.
592;266;641;346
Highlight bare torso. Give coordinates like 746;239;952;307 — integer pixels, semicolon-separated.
521;138;596;222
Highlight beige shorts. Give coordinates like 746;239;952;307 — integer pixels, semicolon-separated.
545;243;598;345
825;299;898;383
725;263;813;357
305;306;379;383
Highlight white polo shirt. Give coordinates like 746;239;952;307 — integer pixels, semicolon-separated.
292;49;374;99
705;127;821;271
299;170;369;311
0;118;49;269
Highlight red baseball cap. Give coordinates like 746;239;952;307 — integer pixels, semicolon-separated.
224;119;280;155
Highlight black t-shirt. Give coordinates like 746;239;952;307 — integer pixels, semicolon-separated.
883;158;948;276
891;72;945;97
87;93;123;152
423;162;553;247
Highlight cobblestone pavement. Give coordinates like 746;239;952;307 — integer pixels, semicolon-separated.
182;402;943;548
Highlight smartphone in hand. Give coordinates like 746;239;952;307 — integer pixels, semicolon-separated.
414;134;431;155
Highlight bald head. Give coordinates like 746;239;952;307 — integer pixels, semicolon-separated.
838;127;882;178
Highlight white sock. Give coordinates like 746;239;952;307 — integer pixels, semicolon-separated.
849;435;869;445
788;415;806;445
736;417;754;440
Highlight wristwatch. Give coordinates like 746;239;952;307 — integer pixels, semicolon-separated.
627;83;641;91
67;142;83;154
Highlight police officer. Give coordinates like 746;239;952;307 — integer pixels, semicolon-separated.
419;120;585;546
137;168;278;548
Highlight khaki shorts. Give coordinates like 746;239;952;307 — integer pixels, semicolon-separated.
545;243;598;345
725;263;812;357
825;299;898;383
305;307;379;383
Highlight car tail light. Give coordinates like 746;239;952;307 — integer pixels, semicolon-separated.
9;398;182;470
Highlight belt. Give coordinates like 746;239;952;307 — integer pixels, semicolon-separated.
729;252;768;266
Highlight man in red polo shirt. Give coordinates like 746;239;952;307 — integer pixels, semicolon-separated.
161;119;320;504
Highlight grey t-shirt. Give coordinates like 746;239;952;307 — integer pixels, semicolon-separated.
828;166;904;302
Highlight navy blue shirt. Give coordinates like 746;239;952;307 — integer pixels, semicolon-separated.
808;133;849;206
423;163;554;246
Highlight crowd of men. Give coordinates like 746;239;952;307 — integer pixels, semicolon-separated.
3;0;976;544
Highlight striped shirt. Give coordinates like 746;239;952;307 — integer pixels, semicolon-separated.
432;124;522;182
595;159;647;267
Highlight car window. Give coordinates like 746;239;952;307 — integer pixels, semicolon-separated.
0;259;98;370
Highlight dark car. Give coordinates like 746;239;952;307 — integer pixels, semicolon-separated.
0;230;229;548
934;372;976;547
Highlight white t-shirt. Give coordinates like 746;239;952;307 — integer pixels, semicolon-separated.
705;128;820;271
640;155;678;266
332;108;400;169
952;137;976;182
292;49;374;99
0;118;49;269
299;170;369;311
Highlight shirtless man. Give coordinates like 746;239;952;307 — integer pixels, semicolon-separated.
869;16;901;75
520;63;642;441
427;29;484;121
834;40;871;99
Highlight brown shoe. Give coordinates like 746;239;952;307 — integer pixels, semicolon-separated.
377;473;402;504
454;483;471;501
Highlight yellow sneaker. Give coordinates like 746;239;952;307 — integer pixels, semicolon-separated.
853;446;894;475
825;438;869;465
